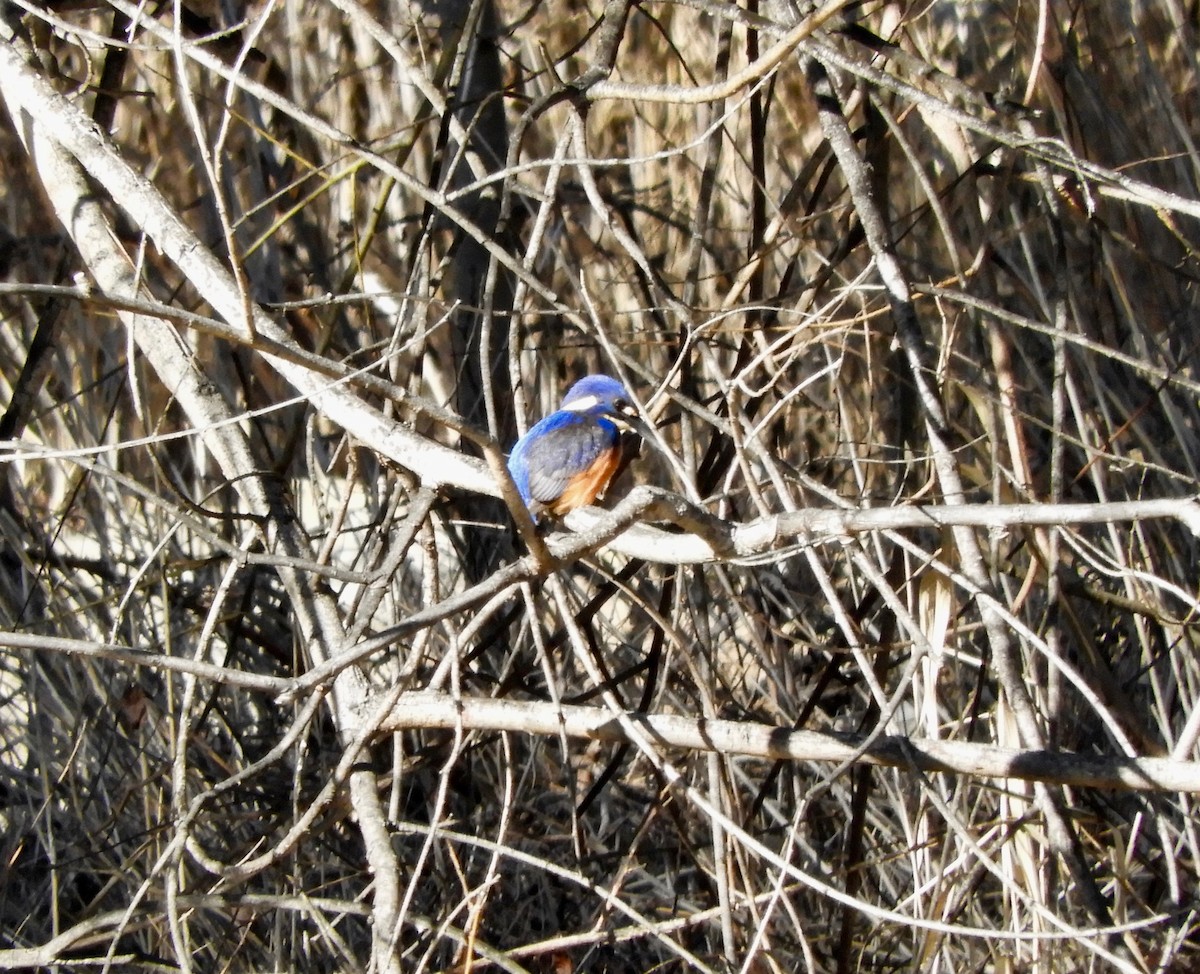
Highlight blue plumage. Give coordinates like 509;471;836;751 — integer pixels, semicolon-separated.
507;375;639;520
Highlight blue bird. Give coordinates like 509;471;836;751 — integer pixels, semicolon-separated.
507;374;644;521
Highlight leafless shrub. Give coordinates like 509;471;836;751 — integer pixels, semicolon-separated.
1;1;1200;971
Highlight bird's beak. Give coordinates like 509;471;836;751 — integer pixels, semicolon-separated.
614;404;654;442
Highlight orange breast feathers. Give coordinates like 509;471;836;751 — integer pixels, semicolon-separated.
543;446;623;516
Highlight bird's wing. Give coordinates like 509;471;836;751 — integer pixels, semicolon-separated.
516;413;620;504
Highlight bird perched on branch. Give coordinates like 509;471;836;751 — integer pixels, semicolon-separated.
507;374;646;522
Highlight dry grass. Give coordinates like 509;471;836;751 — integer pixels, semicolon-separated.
2;1;1200;971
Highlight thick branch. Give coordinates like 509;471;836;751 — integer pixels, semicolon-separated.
379;693;1200;794
559;487;1200;564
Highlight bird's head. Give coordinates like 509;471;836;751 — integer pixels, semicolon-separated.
559;374;638;428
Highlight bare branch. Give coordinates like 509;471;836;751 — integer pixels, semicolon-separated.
379;692;1200;794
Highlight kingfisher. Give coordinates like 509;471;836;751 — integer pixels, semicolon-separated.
507;374;644;522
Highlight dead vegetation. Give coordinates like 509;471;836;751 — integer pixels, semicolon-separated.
2;1;1200;971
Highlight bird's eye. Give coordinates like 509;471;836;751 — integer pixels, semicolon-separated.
615;398;634;416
